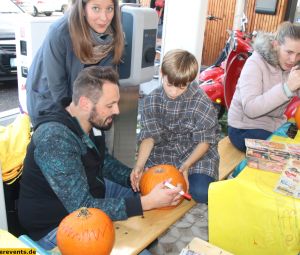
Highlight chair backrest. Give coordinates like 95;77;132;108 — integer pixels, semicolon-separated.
0;114;31;236
0;162;8;230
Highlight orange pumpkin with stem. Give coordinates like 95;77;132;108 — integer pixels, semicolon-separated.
139;164;187;210
57;207;115;255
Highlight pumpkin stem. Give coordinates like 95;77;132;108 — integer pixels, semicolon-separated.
77;207;91;218
155;168;164;173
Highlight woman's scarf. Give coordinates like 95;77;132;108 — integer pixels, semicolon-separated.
86;26;114;64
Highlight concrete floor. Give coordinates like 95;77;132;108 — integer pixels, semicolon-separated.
149;203;208;255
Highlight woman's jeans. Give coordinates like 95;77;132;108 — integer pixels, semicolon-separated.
37;179;136;250
188;173;215;204
228;126;272;152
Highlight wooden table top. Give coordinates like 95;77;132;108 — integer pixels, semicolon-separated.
50;199;195;255
111;199;196;255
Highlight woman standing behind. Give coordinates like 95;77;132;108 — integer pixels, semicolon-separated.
26;0;124;126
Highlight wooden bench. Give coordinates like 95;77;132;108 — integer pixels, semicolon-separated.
110;136;245;255
111;199;196;255
218;136;245;180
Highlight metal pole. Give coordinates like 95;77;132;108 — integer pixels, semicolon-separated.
233;0;247;30
161;0;208;69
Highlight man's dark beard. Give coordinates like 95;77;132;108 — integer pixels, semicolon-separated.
90;119;113;130
88;106;114;131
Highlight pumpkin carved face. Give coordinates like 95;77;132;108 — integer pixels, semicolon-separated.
57;207;115;255
139;164;187;210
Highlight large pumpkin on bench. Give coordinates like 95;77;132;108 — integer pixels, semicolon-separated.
57;207;115;255
140;164;187;209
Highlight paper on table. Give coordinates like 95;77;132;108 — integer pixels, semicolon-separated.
274;165;300;199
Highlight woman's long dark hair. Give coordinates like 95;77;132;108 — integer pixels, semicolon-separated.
69;0;124;64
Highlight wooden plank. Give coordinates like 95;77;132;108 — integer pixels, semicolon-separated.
202;0;289;66
50;200;196;255
204;0;215;65
218;136;245;180
245;0;287;33
246;0;255;33
111;199;196;255
202;0;236;66
183;237;234;255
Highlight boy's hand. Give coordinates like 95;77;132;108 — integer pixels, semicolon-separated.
130;166;144;192
179;163;190;192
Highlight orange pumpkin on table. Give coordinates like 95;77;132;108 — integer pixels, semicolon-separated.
57;207;115;255
139;164;187;210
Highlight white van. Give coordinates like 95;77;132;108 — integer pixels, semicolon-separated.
12;0;34;15
0;0;26;81
32;0;69;16
54;0;70;13
15;0;69;17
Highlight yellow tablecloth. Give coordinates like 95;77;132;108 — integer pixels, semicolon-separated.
0;229;29;248
208;135;300;255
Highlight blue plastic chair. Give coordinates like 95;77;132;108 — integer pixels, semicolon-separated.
18;235;60;255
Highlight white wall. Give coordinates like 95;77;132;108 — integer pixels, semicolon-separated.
233;0;247;30
161;0;209;67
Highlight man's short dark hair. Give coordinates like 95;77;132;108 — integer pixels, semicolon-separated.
72;66;119;105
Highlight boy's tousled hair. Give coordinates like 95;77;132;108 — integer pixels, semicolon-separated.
72;66;119;105
161;49;199;87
